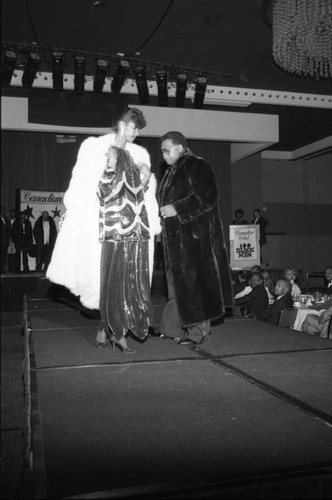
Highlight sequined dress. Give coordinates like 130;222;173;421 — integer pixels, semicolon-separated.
98;147;153;340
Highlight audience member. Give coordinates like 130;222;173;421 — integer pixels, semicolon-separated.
262;270;275;304
284;266;301;299
256;278;293;325
252;265;262;273
7;209;17;272
252;208;267;262
1;207;11;273
232;208;249;225
34;211;58;272
233;270;252;297
325;267;332;295
235;272;269;316
302;304;332;339
11;211;33;272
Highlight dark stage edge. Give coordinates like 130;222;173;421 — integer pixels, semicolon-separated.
25;297;332;499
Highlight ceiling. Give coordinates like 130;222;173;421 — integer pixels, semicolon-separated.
2;0;332;155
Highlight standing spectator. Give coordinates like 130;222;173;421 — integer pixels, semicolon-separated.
158;131;234;345
1;206;11;273
34;211;57;272
232;208;249;225
256;279;293;325
11;211;33;272
7;209;17;272
252;208;267;262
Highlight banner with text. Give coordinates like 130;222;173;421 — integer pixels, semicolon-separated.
17;188;65;270
229;225;260;269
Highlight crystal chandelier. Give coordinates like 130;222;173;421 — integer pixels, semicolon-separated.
272;0;332;79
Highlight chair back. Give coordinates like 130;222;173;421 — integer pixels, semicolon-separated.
278;308;298;329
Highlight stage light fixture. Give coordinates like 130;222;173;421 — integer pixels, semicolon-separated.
156;69;168;106
22;50;41;88
175;72;187;107
111;59;129;93
2;47;17;86
51;50;65;90
74;55;86;94
193;75;207;109
93;58;109;92
134;66;149;104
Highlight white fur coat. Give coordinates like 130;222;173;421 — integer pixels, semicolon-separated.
47;133;161;310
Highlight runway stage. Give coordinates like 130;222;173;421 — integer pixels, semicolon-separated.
23;294;332;499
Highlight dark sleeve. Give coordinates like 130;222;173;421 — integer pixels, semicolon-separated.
235;288;257;306
256;301;281;320
26;223;33;246
11;222;18;245
173;158;219;224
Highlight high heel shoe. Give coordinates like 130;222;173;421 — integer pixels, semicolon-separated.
95;329;108;349
109;334;136;354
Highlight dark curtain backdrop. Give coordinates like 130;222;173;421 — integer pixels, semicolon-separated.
1;131;231;242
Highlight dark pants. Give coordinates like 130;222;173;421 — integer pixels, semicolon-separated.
160;271;210;342
36;244;52;272
14;250;29;272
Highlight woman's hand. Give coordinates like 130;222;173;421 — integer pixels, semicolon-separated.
137;162;151;188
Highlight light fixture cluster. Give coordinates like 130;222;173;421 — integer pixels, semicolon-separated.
1;42;233;108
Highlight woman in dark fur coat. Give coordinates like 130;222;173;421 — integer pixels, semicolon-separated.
158;131;234;345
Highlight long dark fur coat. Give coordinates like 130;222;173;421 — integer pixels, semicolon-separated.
158;152;234;327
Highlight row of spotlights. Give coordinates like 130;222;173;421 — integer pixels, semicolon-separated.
2;47;208;108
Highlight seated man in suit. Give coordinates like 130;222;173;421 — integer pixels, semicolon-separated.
256;279;293;325
302;303;332;339
235;272;268;316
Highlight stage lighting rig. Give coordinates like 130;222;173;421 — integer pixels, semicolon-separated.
111;59;129;93
156;69;168;106
51;50;65;90
193;75;207;109
22;49;41;88
93;58;109;92
74;55;86;94
2;47;17;86
134;65;149;104
175;72;187;107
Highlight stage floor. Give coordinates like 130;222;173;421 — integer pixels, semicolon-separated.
26;296;332;499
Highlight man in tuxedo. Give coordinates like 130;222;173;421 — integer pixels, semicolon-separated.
34;211;57;273
1;206;11;273
256;279;293;325
11;211;33;272
325;267;332;296
235;272;268;316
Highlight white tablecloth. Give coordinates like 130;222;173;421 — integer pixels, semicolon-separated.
293;307;325;331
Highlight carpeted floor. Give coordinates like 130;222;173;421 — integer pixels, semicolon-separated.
25;296;332;499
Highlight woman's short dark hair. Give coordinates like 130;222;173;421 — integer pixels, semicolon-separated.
235;209;244;217
160;131;188;148
122;107;146;129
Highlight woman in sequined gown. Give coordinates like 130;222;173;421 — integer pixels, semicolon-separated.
47;108;161;353
96;109;156;353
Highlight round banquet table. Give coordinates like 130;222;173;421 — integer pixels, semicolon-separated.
293;306;325;331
